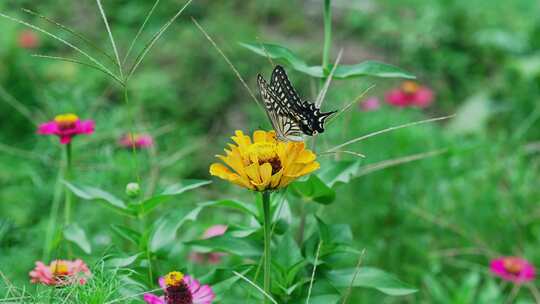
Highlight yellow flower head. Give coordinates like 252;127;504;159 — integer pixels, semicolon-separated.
50;260;69;276
54;113;79;129
401;81;420;94
209;130;320;191
164;271;185;287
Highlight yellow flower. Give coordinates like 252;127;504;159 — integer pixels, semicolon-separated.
209;130;320;191
164;271;184;287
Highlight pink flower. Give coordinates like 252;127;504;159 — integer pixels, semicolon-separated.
29;259;91;286
189;225;227;264
119;133;154;149
18;30;39;49
490;257;536;283
385;81;434;108
360;97;380;111
38;113;94;144
143;271;215;304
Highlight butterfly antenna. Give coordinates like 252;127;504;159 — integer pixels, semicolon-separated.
192;18;263;110
256;37;276;67
315;48;343;108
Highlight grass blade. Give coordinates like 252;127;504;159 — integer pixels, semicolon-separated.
192;18;262;109
315;49;343;108
0;12;118;83
341;249;366;304
305;240;323;304
326;115;455;153
233;271;278;304
123;0;161;65
127;0;193;80
31;54;124;85
21;8;116;65
326;84;375;126
96;0;124;78
0;85;36;126
355;149;447;176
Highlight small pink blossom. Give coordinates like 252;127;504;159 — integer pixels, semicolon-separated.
143;272;215;304
18;30;39;49
490;257;536;283
189;225;227;264
29;259;91;286
360;97;380;111
119;133;154;149
385;81;434;108
38;113;94;144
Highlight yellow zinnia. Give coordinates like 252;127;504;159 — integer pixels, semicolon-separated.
209;130;320;191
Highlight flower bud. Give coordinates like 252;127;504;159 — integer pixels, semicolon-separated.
125;182;140;198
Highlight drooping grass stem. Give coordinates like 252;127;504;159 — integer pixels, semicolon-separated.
262;191;272;303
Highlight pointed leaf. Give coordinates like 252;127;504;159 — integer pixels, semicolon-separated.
318;161;362;187
326;267;417;296
64;223;91;254
149;207;202;252
64;182;133;216
198;199;258;218
106;253;141;268
333;61;415;79
289;175;335;204
186;235;262;259
110;224;141;246
138;180;211;216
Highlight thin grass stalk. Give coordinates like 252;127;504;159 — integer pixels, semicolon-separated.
21;8;117;65
123;0;161;65
64;143;73;257
233;271;278;304
341;249;366;304
305;240;323;304
96;0;124;78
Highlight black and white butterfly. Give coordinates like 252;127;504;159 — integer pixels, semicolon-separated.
257;65;336;142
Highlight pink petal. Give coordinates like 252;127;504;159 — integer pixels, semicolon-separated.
360;97;380;111
77;120;95;134
143;293;165;304
37;121;59;135
412;88;434;108
60;135;73;144
192;285;216;303
158;277;166;290
385;90;412;107
203;225;227;239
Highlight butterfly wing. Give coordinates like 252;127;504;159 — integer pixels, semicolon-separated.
257;75;304;142
270;65;336;135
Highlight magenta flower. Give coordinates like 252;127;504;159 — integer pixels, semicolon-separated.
18;30;39;49
29;259;91;286
189;225;227;264
490;257;536;283
119;133;154;149
385;81;434;108
38;113;94;144
360;97;380;111
143;271;215;304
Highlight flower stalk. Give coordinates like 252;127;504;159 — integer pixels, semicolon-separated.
64;142;73;257
322;0;332;73
262;191;272;303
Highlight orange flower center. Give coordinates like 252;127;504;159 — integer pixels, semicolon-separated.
503;258;524;275
164;271;185;287
401;81;419;94
50;261;69;276
248;142;282;174
54;113;79;130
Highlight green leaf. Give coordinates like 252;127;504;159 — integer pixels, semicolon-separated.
138;180;211;216
186;235;262;259
199;199;258;218
326;267;417;296
274;234;303;270
106;253;141;268
64;182;133;216
318;161;362;187
240;42;414;79
333;61;415;79
110;224;141;246
149;207;202;252
63;223;91;254
289;175;335;204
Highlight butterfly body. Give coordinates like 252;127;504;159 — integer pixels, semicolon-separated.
257;65;335;142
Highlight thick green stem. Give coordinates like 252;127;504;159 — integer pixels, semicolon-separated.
262;191;272;303
322;0;332;72
42;160;64;261
64;142;73;257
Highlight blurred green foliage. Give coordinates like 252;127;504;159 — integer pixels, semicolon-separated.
1;0;540;303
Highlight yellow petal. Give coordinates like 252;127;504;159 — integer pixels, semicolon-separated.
245;163;261;184
259;163;272;187
270;168;283;188
253;130;267;143
296;149;316;163
210;163;233;179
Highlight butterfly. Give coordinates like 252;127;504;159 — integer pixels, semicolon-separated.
257;65;336;142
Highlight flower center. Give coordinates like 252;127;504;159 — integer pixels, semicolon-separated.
54;113;79;130
503;258;524;275
165;271;185;287
248;142;282;174
401;81;419;94
50;260;69;277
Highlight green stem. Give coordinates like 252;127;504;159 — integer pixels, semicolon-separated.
64;142;73;257
262;191;272;303
42;159;64;261
124;84;141;185
322;0;332;73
